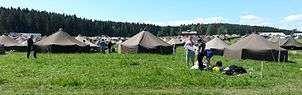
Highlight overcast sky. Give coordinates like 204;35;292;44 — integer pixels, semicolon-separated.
1;0;302;30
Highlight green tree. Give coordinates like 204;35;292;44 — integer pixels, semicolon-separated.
206;24;216;35
217;26;228;35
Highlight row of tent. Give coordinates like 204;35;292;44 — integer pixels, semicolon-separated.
198;33;302;61
120;31;295;62
0;29;97;52
1;29;301;61
268;36;302;50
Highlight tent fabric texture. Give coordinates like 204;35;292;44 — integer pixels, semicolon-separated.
268;36;287;45
167;37;185;46
205;37;229;55
201;36;212;42
75;35;98;47
0;35;27;51
224;33;288;61
121;31;173;54
0;35;21;47
36;30;89;52
281;37;302;50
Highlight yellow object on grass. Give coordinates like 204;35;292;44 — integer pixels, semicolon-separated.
212;67;220;73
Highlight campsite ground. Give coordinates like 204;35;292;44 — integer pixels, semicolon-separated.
0;48;301;95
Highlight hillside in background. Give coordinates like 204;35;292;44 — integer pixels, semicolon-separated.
0;7;295;37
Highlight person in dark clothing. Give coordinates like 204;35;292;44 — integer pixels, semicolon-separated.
108;40;113;53
27;35;37;58
197;40;206;71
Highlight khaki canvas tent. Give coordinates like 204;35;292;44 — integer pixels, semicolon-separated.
75;35;98;47
205;37;229;55
167;37;185;46
121;31;173;54
36;29;89;52
224;33;288;61
201;35;212;42
0;35;21;47
281;37;302;50
268;36;287;45
0;35;26;51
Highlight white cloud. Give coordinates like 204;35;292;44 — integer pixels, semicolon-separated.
277;14;302;30
192;17;226;24
283;14;302;22
240;15;262;21
239;15;270;26
138;14;302;31
144;16;227;26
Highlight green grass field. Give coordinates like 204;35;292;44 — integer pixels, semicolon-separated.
0;48;301;94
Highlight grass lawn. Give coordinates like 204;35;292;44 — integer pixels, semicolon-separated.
0;48;301;94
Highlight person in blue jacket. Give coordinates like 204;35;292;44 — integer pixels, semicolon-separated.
205;49;213;70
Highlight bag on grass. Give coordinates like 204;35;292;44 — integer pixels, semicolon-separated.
224;65;247;75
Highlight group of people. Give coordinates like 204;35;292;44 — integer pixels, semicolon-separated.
184;36;223;72
97;39;114;54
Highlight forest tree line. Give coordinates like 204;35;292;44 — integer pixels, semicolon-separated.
0;7;296;37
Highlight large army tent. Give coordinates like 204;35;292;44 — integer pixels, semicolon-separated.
121;31;173;54
36;29;89;52
224;33;288;61
0;35;26;51
0;35;20;47
281;37;302;50
205;37;229;55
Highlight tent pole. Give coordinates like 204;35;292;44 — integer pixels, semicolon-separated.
261;61;263;78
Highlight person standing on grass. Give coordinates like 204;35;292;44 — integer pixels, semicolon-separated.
205;49;213;70
184;36;196;66
197;40;206;70
117;38;123;54
27;35;37;58
98;39;107;54
107;40;113;53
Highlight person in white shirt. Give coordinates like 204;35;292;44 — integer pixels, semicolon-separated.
117;38;123;54
184;36;196;66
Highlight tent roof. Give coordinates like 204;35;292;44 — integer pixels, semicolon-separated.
122;31;171;48
268;36;287;45
206;37;229;49
75;35;98;47
36;30;87;46
282;37;302;47
227;33;285;50
167;37;184;45
0;35;21;47
201;35;212;42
